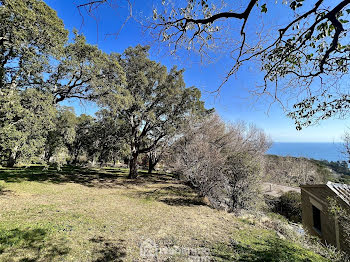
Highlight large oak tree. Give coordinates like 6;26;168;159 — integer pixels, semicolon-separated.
101;45;207;178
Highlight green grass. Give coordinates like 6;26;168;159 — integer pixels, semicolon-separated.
213;231;325;262
0;165;330;261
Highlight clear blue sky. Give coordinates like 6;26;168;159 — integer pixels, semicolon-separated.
44;0;349;142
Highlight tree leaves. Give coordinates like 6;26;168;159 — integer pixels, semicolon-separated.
99;45;208;177
0;0;68;90
0;89;56;166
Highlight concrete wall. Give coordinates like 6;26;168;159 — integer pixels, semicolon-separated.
301;186;337;247
301;185;350;254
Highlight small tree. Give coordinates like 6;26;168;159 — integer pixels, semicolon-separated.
45;107;78;163
278;191;302;223
69;114;95;164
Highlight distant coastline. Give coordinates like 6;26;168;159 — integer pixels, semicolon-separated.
267;142;345;162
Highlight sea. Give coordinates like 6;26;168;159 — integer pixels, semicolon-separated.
267;142;346;162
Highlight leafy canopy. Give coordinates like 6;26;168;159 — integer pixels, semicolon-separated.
0;88;56;166
0;0;68;90
101;45;208;178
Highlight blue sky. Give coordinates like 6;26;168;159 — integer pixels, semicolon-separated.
44;0;349;142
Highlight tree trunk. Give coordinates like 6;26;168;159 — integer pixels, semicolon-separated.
148;157;158;174
128;153;138;178
72;153;79;165
44;150;52;163
6;150;18;168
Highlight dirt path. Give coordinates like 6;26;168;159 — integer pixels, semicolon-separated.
262;182;300;197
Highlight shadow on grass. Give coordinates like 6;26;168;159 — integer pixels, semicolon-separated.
0;184;12;196
0;166;180;189
0;227;69;261
131;185;206;207
213;237;323;262
90;236;126;262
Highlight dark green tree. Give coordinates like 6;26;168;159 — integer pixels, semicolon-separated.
70;114;95;164
0;0;126;167
1;0;125;104
0;0;68;90
44;32;125;104
0;88;56;167
85;109;128;166
102;45;207;178
45;107;78;163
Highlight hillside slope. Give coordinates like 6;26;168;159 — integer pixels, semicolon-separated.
262;155;350;186
0;166;332;261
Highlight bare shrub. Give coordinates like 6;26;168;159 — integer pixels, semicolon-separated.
168;114;271;211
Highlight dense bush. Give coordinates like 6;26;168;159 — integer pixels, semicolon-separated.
273;191;302;223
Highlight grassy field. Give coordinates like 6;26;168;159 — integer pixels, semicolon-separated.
0;165;329;261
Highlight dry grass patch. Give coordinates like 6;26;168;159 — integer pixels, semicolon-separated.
0;166;330;261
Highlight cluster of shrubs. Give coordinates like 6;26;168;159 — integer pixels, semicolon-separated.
168;114;271;212
265;191;302;223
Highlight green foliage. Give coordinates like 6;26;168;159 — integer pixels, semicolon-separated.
278;191;302;223
45;107;78;164
0;88;56;167
0;0;68;89
44;31;125;103
0;0;127;166
1;0;124;104
84;109;129;165
265;192;302;223
212;229;328;262
318;160;350;176
69;114;96;164
308;159;350;184
101;45;207;178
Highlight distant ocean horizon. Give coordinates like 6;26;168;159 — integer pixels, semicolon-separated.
267;142;346;162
